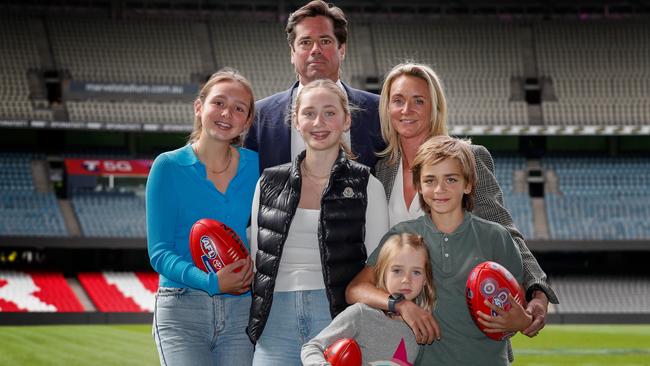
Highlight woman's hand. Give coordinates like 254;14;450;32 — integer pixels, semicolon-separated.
476;294;533;333
217;257;254;294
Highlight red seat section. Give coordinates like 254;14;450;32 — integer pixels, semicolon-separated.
78;272;158;312
135;272;159;294
0;271;83;312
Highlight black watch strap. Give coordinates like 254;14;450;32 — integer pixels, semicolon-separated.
388;293;405;314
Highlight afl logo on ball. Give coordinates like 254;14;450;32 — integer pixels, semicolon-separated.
200;236;217;259
199;235;225;273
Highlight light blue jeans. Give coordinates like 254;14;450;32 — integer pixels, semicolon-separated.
153;287;253;366
252;289;332;366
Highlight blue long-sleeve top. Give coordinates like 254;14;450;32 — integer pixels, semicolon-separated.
146;144;259;296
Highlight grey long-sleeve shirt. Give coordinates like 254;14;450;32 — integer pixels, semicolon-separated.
301;303;419;366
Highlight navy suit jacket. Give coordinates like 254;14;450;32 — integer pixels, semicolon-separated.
244;81;386;173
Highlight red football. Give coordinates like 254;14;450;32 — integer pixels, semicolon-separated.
324;338;362;366
189;218;248;274
466;261;525;341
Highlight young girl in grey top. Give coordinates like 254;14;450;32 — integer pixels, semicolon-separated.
301;233;434;366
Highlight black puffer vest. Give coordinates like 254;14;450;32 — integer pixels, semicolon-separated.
247;149;370;344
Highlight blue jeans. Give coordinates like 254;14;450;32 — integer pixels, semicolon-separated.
252;289;332;366
153;287;253;366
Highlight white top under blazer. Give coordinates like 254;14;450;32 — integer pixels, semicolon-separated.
388;157;424;228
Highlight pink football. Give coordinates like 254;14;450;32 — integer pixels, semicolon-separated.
466;261;525;341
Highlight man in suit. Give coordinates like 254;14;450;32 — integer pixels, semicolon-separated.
244;0;385;172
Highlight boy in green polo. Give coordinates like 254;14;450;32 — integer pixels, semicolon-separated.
362;136;532;365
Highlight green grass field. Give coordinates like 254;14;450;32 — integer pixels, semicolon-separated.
0;324;649;365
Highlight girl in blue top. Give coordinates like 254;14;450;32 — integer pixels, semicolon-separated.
146;68;259;365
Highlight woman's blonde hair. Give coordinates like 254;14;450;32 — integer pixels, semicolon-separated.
292;79;355;159
411;135;477;213
374;233;435;313
188;67;255;145
377;62;448;164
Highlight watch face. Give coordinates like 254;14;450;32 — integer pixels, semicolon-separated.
391;293;405;301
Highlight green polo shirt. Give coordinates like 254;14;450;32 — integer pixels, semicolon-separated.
368;212;523;366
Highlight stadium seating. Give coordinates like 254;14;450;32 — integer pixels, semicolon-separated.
0;271;83;312
493;155;534;240
48;18;202;84
552;276;650;314
536;21;650;126
371;21;528;126
71;191;146;238
0;16;53;122
78;272;157;312
211;20;295;99
66;100;193;125
543;156;650;240
209;20;369;99
4;15;648;128
0;154;67;237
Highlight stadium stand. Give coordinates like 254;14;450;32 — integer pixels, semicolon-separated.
0;16;53;122
543;156;650;240
209;21;368;100
211;21;295;100
0;271;83;312
493;155;535;240
371;21;529;126
536;21;650;126
48;18;202;84
0;153;67;237
5;16;648;128
44;17;202;126
66;100;193;125
71;191;146;238
78;272;157;312
552;276;650;314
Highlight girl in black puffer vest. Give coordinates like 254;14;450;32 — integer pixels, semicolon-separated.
247;79;389;365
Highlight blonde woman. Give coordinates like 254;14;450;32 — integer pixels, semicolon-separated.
348;62;558;361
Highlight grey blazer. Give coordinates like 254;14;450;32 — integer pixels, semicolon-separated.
375;146;558;304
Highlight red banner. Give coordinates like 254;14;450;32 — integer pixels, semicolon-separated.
65;159;153;177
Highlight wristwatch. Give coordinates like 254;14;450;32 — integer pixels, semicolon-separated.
388;293;405;314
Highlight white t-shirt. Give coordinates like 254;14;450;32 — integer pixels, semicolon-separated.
290;80;351;163
250;174;389;292
388;156;424;228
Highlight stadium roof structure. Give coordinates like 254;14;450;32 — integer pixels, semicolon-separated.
2;0;650;18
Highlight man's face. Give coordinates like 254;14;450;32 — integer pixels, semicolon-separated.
290;16;345;85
